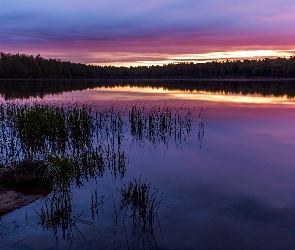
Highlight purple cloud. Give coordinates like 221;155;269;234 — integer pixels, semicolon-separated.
1;0;294;65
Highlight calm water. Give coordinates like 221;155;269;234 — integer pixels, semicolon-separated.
1;80;295;249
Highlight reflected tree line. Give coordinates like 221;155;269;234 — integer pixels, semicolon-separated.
1;52;295;79
0;102;205;248
1;79;295;100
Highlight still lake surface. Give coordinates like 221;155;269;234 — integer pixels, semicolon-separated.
1;80;295;249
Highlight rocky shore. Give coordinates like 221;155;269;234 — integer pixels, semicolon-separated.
0;190;43;216
0;160;52;216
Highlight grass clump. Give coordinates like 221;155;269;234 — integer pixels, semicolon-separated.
15;104;67;150
68;105;93;149
117;177;164;248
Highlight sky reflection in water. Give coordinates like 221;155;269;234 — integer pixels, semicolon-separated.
1;84;295;249
38;85;295;106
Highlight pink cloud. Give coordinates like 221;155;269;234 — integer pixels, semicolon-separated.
1;0;294;65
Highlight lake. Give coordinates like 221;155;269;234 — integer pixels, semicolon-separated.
1;80;295;249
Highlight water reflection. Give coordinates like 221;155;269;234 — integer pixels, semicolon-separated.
0;102;200;170
114;177;164;249
1;79;295;101
36;187;84;244
0;101;203;248
1;89;295;249
197;106;208;149
129;103;194;150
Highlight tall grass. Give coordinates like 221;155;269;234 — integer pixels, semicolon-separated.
0;101;203;191
114;176;164;249
129;103;194;149
0;100;205;246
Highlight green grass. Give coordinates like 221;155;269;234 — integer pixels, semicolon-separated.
0;101;198;180
0;101;200;189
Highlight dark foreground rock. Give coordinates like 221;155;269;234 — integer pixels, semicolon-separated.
0;160;53;216
0;160;52;190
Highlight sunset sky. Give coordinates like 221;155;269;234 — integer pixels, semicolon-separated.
1;0;295;66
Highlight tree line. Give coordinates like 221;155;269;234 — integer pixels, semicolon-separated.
1;52;295;79
1;79;295;100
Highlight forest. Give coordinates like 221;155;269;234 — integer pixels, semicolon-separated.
1;79;295;100
1;52;295;79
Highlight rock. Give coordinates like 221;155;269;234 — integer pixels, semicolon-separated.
0;160;52;190
0;189;43;216
0;160;53;216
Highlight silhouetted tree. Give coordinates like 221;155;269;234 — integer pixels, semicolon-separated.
1;52;295;79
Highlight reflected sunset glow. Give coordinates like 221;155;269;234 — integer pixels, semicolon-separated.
91;86;295;105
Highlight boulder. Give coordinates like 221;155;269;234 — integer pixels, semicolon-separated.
0;160;52;190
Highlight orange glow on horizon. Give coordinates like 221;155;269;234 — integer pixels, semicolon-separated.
87;50;295;67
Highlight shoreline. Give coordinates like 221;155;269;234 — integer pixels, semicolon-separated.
0;189;43;216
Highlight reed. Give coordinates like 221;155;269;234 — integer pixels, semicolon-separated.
0;101;202;245
197;106;208;148
117;176;164;249
0;101;197;168
36;195;88;244
129;103;195;149
15;104;67;152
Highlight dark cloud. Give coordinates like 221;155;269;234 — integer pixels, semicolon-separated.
0;0;294;65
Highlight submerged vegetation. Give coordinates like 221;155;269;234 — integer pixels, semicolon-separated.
129;104;193;149
0;102;197;170
1;52;295;79
0;101;204;247
116;177;164;248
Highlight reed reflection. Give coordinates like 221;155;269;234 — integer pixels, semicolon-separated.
113;177;164;249
128;103;199;152
0;101;204;247
198;106;208;149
